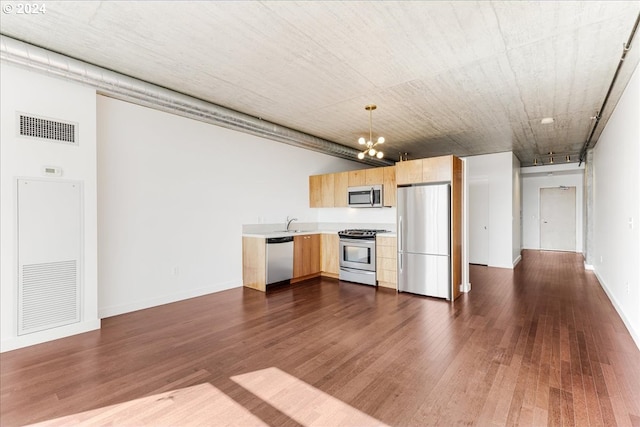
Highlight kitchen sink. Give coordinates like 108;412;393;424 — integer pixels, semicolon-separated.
276;230;303;233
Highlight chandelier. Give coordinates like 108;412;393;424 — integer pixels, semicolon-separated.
357;104;384;159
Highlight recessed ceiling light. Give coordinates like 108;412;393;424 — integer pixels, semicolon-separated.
541;117;554;124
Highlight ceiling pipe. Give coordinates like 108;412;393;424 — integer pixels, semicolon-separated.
0;35;392;167
579;12;640;166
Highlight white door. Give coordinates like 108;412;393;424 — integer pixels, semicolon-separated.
540;187;576;251
469;178;489;265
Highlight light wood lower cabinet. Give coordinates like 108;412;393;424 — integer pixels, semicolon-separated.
292;234;321;283
242;236;266;291
320;233;339;278
376;235;397;289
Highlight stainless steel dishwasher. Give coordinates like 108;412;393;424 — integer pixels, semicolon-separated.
266;236;294;285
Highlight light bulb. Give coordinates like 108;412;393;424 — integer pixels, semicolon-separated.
358;152;365;159
369;148;376;156
358;137;366;145
376;151;384;159
377;136;385;144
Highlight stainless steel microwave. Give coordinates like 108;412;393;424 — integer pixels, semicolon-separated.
348;185;383;208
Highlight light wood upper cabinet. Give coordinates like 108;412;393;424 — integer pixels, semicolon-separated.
396;159;423;185
348;169;366;186
383;166;396;207
365;167;384;185
309;173;334;208
293;234;321;279
309;174;324;207
423;156;452;182
396;155;454;185
310;166;396;208
333;171;348;208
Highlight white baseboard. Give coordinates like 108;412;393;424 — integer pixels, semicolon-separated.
584;263;594;271
460;282;472;293
513;255;522;268
1;319;101;353
593;270;640;352
98;280;240;319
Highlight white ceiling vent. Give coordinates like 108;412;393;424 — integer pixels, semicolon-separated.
18;113;78;145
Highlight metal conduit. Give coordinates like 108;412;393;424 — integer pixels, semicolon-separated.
579;12;640;165
0;35;392;167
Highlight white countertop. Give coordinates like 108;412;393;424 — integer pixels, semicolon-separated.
243;230;397;238
242;230;338;238
242;221;396;239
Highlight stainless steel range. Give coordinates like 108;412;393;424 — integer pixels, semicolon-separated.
338;229;389;286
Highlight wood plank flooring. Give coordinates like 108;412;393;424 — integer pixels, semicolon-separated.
1;250;639;426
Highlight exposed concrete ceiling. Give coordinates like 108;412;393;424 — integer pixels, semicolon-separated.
1;1;638;165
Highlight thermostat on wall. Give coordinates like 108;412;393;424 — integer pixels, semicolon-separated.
43;166;62;177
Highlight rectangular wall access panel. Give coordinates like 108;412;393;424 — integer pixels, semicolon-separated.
17;179;82;335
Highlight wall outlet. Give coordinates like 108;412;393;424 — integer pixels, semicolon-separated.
600;256;603;263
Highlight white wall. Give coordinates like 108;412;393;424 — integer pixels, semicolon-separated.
466;151;518;269
97;96;367;317
592;62;640;348
521;165;584;252
1;63;100;352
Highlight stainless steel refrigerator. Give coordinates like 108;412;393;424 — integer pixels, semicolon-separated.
397;183;451;299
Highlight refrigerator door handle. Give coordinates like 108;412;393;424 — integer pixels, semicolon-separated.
398;215;403;252
398;252;402;272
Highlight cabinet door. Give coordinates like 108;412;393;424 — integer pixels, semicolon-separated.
309;175;323;207
320;174;334;206
320;233;339;276
243;237;266;291
423;155;452;182
309;174;334;207
348;169;366;186
395;159;423;185
383;166;396;207
333;172;349;208
365;167;384;185
293;234;320;278
376;236;397;289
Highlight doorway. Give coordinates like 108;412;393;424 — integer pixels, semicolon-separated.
540;186;576;251
469;178;489;265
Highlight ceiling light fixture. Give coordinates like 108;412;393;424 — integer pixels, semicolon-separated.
357;104;384;160
541;117;554;125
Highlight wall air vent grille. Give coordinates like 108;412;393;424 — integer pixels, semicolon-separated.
19;260;80;335
18;113;78;145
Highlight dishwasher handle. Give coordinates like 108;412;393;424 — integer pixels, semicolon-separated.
266;236;294;244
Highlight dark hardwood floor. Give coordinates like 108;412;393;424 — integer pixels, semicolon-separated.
1;250;639;426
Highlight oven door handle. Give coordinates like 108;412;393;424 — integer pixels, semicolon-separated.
340;266;375;274
340;238;375;245
370;187;374;206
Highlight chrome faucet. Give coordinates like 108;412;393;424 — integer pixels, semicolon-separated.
286;216;298;231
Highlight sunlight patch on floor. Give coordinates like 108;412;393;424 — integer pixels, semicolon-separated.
27;383;268;426
231;367;390;427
